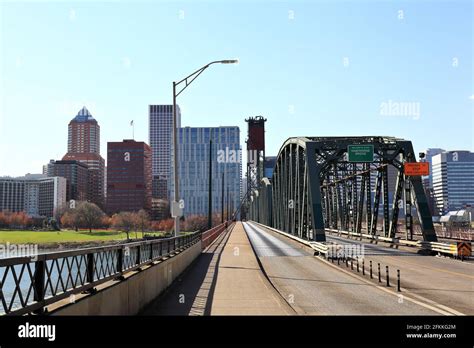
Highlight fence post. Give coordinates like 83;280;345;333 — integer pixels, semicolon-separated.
33;259;46;314
87;253;94;284
117;248;123;273
136;245;141;266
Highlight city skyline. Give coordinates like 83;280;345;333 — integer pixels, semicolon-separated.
0;1;472;178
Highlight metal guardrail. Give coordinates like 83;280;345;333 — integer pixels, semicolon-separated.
325;228;422;247
326;228;472;257
251;223;471;258
419;241;457;256
0;232;201;316
250;221;329;255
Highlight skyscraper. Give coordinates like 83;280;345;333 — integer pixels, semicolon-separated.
422;148;446;216
432;150;474;214
62;107;105;209
170;126;241;217
424;148;446;188
106;140;152;214
148;105;181;200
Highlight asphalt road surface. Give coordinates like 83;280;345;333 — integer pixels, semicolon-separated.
243;222;465;315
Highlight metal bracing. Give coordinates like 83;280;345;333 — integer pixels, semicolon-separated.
247;136;438;242
389;169;404;238
382;164;390;237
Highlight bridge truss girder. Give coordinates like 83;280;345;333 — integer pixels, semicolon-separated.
248;136;437;242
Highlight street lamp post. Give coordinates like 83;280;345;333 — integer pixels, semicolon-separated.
172;59;238;236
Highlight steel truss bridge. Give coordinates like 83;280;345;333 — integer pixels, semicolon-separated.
247;136;437;242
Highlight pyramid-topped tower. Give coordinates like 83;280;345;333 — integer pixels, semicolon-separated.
63;107;105;208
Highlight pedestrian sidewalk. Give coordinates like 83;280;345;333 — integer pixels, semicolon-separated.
140;221;292;315
209;222;293;315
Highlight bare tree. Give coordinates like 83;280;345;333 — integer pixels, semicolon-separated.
76;201;105;233
137;209;150;238
112;212;136;240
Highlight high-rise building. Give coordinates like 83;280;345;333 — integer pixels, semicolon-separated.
424;148;446;188
0;175;67;218
432;150;474;214
148;104;181;200
170;126;241;217
46;160;89;203
106;140;152;214
62;107;105;209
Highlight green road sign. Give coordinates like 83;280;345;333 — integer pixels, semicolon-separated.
348;145;374;162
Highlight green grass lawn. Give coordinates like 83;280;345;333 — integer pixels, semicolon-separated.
0;230;165;244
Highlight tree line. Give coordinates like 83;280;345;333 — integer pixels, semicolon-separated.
0;201;230;238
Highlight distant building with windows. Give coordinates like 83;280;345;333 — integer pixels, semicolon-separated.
424;148;445;189
45;160;89;203
264;156;277;179
0;175;66;218
106;140;152;214
170;126;241;217
149;104;181;200
432;150;474;215
62;107;105;209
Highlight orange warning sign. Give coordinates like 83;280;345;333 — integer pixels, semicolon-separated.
457;242;472;257
404;162;429;176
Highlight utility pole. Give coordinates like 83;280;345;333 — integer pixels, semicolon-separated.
226;185;230;221
171;59;238;236
208;136;213;230
221;172;224;223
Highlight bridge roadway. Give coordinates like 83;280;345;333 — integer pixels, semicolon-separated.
324;232;474;314
140;221;472;315
243;222;449;315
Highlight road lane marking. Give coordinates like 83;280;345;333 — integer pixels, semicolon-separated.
383;255;474;280
318;256;455;316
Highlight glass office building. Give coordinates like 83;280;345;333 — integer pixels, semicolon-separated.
170;126;241;217
432;150;474;214
148;105;181;200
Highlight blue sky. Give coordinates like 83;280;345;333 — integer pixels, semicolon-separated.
0;0;472;177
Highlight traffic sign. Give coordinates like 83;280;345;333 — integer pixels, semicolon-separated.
348;145;374;162
404;162;429;176
457;242;472;257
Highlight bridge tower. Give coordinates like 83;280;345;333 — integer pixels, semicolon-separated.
242;116;267;220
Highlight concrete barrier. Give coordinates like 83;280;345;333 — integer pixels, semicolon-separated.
48;240;202;315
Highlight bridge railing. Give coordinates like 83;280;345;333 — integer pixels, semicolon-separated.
201;221;232;249
0;232;201;316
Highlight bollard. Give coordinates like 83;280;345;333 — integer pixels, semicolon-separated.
397;269;401;292
357;259;359;272
370;261;373;279
386;266;390;287
362;259;365;275
346;258;349;267
351;259;353;270
378;263;381;283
